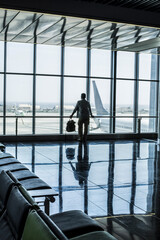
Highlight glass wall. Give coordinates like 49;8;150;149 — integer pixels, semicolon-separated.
0;40;159;136
138;53;158;132
116;80;134;133
64;47;87;76
36;76;60;134
7;42;33;73
36;44;61;75
116;51;135;133
6;75;33;134
90;49;111;133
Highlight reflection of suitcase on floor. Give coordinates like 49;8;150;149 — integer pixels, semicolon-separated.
66;147;75;160
66;119;76;132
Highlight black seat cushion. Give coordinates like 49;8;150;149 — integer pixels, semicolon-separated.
11;169;38;181
0;163;28;172
20;178;51;190
0;153;14;159
50;210;104;238
0;158;20;166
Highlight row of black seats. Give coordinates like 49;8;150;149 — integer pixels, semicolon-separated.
0;152;52;191
0;170;117;240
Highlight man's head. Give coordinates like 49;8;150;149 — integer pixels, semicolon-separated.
81;93;86;99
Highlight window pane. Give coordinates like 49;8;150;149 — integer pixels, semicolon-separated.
90;79;110;133
90;79;110;115
64;77;86;116
0;41;4;72
89;117;110;134
36;118;59;134
116;80;134;133
141;118;156;132
6;117;32;136
116;80;134;116
6;75;33;117
138;81;157;117
7;42;33;73
18;118;32;134
117;51;135;79
91;49;111;77
36;44;61;74
6;118;16;135
64;47;86;76
36;76;60;134
36;76;60;115
139;54;151;80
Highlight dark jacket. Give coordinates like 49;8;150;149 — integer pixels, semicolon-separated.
72;99;92;121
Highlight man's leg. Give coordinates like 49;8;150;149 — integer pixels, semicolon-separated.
84;120;89;141
78;119;83;141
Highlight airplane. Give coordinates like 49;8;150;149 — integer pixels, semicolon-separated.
92;81;152;133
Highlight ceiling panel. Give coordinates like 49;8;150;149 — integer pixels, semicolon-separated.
0;8;160;53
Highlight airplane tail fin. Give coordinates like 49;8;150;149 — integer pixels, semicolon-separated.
92;81;109;115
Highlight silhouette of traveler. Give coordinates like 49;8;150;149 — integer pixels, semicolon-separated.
69;142;92;188
70;93;93;141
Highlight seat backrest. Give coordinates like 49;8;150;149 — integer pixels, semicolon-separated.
0;170;14;205
37;209;68;240
6;185;31;239
18;184;39;210
22;209;62;240
7;170;20;184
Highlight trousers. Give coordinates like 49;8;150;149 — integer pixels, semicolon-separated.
78;119;89;141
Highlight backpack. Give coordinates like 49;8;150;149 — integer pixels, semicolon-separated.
66;119;76;132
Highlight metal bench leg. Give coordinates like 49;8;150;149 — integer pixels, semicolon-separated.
44;196;56;215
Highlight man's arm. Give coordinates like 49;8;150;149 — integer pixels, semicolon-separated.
88;103;94;118
70;102;78;118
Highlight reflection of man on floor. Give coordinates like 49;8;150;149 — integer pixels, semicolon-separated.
70;93;93;142
69;142;92;187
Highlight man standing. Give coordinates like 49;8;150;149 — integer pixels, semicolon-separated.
70;93;93;141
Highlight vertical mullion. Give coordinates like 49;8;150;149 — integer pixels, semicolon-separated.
60;45;64;134
156;49;160;133
87;47;91;134
130;142;137;214
110;50;117;133
32;16;39;135
3;11;7;135
108;142;115;216
32;43;36;134
134;53;139;133
86;48;91;101
59;144;63;212
158;50;160;143
3;41;7;135
32;143;35;173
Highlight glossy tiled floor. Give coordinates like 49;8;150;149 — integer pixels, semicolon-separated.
4;139;160;239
